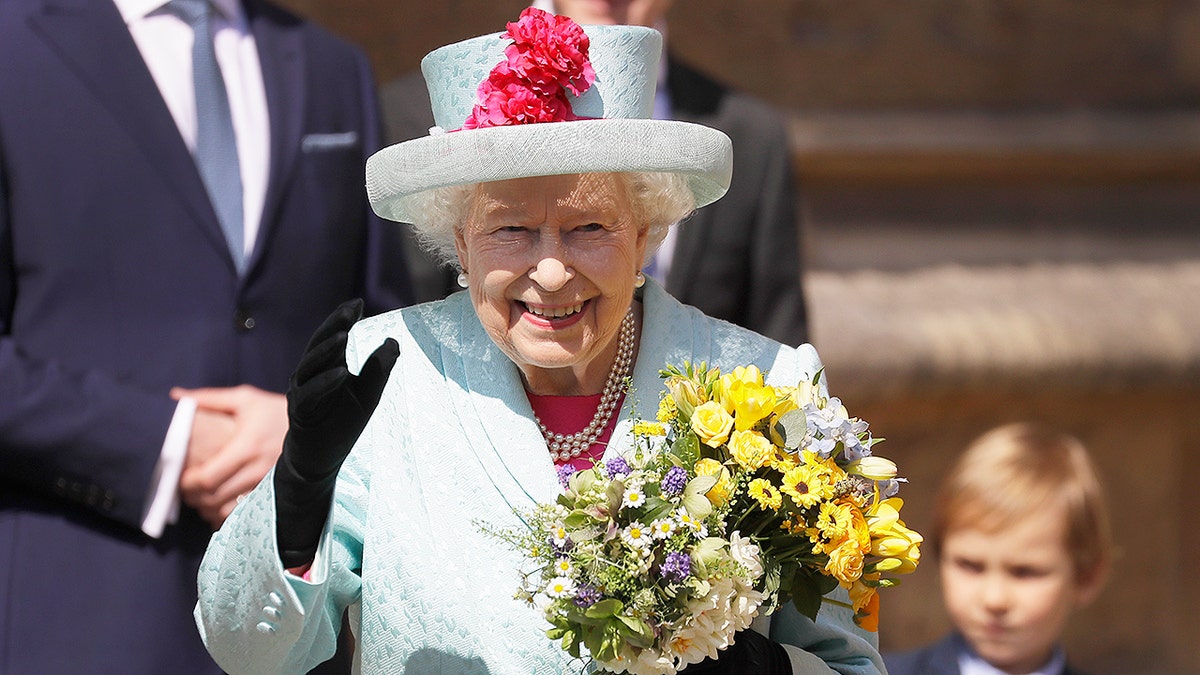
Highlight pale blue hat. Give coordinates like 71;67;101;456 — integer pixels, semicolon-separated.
366;22;733;224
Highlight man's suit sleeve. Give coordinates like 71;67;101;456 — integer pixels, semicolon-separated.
352;51;414;315
744;104;809;345
0;153;175;529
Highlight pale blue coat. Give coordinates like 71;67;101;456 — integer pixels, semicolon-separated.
195;281;886;674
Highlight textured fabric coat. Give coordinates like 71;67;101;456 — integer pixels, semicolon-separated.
196;282;884;674
0;0;410;671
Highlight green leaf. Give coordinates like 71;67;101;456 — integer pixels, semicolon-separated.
672;432;700;466
684;474;718;496
563;510;595;529
773;409;808;451
681;493;712;520
584;598;623;619
789;568;825;621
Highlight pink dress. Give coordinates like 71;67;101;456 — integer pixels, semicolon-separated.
526;390;627;473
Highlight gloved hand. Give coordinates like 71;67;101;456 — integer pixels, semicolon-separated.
681;628;791;674
274;298;398;568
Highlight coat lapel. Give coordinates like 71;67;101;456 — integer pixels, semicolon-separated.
26;0;235;267
244;0;303;273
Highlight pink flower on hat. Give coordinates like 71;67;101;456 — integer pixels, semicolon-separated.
504;8;596;96
460;7;595;130
463;64;576;129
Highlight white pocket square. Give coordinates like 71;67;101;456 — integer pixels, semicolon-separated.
301;131;359;152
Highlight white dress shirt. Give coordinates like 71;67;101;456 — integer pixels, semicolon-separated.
112;0;269;536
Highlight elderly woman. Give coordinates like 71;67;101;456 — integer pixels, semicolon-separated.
195;9;885;675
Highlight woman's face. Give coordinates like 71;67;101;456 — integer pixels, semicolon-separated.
454;173;648;392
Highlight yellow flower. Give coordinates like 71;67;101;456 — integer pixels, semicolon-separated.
728;430;775;470
848;578;880;632
656;394;678;423
694;458;733;507
825;538;865;586
691;401;734;447
815;500;855;543
747;478;782;511
664;376;706;418
779;453;836;509
777;458;835;506
867;498;923;575
845;456;898;481
633;421;666;437
720;367;776;430
771;385;800;416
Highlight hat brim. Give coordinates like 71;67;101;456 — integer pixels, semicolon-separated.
366;118;732;224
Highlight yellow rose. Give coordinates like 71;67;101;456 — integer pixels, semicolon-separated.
728;429;775;470
825;539;865;586
694;458;733;507
691;401;734;447
848;579;880;632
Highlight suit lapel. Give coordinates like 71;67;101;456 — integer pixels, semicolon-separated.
245;0;303;273
26;0;234;266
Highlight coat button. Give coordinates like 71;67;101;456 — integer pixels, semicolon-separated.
234;309;256;331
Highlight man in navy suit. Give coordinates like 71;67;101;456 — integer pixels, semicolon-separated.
0;0;410;671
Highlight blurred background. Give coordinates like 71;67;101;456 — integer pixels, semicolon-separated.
274;1;1200;672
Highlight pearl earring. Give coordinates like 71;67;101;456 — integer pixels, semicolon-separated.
634;271;646;288
457;272;469;288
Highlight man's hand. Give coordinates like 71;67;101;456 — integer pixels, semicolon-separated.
175;385;288;529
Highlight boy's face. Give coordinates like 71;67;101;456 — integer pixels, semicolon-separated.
939;502;1101;674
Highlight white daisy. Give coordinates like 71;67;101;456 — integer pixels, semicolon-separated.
622;484;647;510
544;576;577;599
650;517;676;539
552;558;573;576
621;523;653;549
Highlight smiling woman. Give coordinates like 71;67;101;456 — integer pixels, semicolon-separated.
194;8;887;675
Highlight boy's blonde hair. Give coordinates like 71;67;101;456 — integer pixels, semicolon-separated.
933;423;1112;584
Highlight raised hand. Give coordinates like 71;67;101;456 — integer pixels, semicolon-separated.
274;298;398;567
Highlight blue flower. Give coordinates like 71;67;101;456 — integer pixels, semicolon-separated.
660;551;691;582
605;457;631;479
573;583;602;608
660;466;687;497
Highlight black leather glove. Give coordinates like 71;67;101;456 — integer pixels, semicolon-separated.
274;298;398;568
680;629;791;674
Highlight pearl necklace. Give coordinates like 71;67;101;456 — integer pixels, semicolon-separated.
535;309;636;461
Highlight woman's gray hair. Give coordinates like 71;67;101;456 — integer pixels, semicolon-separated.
404;172;696;270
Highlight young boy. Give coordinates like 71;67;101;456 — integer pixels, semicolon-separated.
884;423;1112;675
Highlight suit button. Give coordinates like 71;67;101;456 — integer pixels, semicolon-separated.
255;621;277;634
235;309;256;331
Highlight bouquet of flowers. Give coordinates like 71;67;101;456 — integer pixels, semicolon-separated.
488;362;922;675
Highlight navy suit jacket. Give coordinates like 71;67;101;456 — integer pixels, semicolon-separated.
884;633;1088;675
0;0;410;672
380;55;808;345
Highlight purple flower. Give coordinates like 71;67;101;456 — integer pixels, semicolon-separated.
556;464;576;489
573;583;602;608
659;552;691;582
660;466;687;497
605;457;631;479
